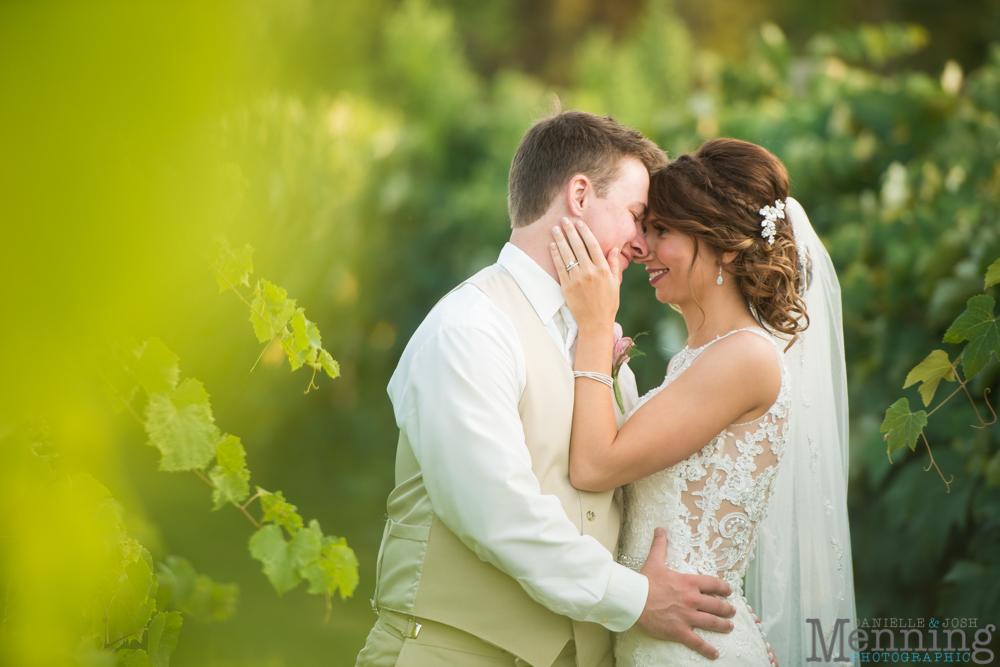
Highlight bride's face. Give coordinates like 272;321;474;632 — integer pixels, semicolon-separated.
638;217;716;305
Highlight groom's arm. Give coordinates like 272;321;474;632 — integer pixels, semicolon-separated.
389;298;647;630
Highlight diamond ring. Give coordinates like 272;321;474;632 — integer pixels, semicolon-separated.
565;260;580;271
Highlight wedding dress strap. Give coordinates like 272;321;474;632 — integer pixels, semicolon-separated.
689;326;769;353
678;325;786;379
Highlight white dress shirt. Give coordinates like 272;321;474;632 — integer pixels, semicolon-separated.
387;243;648;631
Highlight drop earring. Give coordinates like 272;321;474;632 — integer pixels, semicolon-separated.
717;265;723;285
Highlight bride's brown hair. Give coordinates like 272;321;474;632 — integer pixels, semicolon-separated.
648;138;808;337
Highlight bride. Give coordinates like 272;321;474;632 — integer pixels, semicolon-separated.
549;138;856;666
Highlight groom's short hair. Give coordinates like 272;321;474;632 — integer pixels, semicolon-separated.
507;110;667;228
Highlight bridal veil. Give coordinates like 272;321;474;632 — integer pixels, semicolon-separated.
744;197;858;664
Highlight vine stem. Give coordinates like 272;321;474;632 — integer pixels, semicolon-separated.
920;433;954;493
924;354;996;427
193;468;214;488
194;469;261;528
105;625;148;648
239;491;264;529
961;385;996;428
238;504;262;529
100;370;264;531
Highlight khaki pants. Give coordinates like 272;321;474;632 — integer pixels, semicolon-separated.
354;609;592;667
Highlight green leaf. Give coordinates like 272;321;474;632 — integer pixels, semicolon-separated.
169;377;210;408
105;547;157;648
147;612;182;667
289;519;323;571
288;520;360;600
144;380;221;472
282;309;324;371
208;434;250;509
130;338;179;394
318;349;340;379
880;398;928;455
248;524;301;595
249;280;296;343
279;330;304;371
155;556;238;623
290;309;308;352
317;537;360;600
613;379;624;413
116;650;149;667
258;488;303;534
212;235;254;293
903;349;957;406
985;257;1000;288
943;294;1000;379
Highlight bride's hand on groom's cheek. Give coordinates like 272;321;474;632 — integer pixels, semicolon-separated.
550;217;620;331
636;528;736;661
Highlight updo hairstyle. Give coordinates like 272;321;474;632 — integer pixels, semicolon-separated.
647;138;808;337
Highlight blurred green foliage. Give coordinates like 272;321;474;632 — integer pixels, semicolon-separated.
2;0;1000;664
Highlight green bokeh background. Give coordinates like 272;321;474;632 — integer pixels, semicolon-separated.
3;0;1000;664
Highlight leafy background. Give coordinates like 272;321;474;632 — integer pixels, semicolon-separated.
2;0;999;664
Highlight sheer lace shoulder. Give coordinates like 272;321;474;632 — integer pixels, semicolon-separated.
615;326;789;667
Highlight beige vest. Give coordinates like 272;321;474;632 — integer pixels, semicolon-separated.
372;269;622;667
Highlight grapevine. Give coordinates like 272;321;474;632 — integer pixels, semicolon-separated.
99;237;358;621
881;257;1000;491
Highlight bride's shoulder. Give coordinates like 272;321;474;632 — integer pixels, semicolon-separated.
690;329;782;393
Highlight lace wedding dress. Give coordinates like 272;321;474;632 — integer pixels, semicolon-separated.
615;327;788;667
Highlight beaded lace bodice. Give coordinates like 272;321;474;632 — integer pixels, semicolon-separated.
617;327;790;598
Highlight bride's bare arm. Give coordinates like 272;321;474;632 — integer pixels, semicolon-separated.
551;218;780;492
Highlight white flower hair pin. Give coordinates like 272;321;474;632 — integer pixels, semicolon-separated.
758;199;785;246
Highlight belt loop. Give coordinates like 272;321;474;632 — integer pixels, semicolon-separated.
370;515;391;613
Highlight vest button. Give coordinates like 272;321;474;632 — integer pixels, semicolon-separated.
586;510;596;521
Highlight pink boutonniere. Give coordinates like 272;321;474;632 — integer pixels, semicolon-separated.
612;323;646;412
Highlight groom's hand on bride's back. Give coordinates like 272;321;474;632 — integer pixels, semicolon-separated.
636;527;735;660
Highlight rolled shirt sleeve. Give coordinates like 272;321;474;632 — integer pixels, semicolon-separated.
388;287;648;631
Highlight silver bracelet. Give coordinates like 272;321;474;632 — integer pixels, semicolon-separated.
573;371;613;388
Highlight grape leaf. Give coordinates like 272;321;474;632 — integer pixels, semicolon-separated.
116;650;149;667
170;377;210;407
288;520;359;600
943;294;1000;379
985;257;1000;288
903;350;956;406
289;519;323;571
284;309;324;370
145;379;221;472
258;488;303;535
249;280;296;343
155;556;238;623
212;236;254;293
147;611;182;667
208;434;250;509
291;309;322;352
880;398;928;455
130;338;179;395
318;349;340;379
248;524;301;594
279;330;304;371
105;547;157;648
318;537;360;600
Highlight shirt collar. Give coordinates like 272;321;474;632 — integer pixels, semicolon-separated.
497;243;566;326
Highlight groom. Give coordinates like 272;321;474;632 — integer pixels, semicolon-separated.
355;111;735;667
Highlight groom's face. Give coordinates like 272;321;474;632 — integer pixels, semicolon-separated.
582;157;650;281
